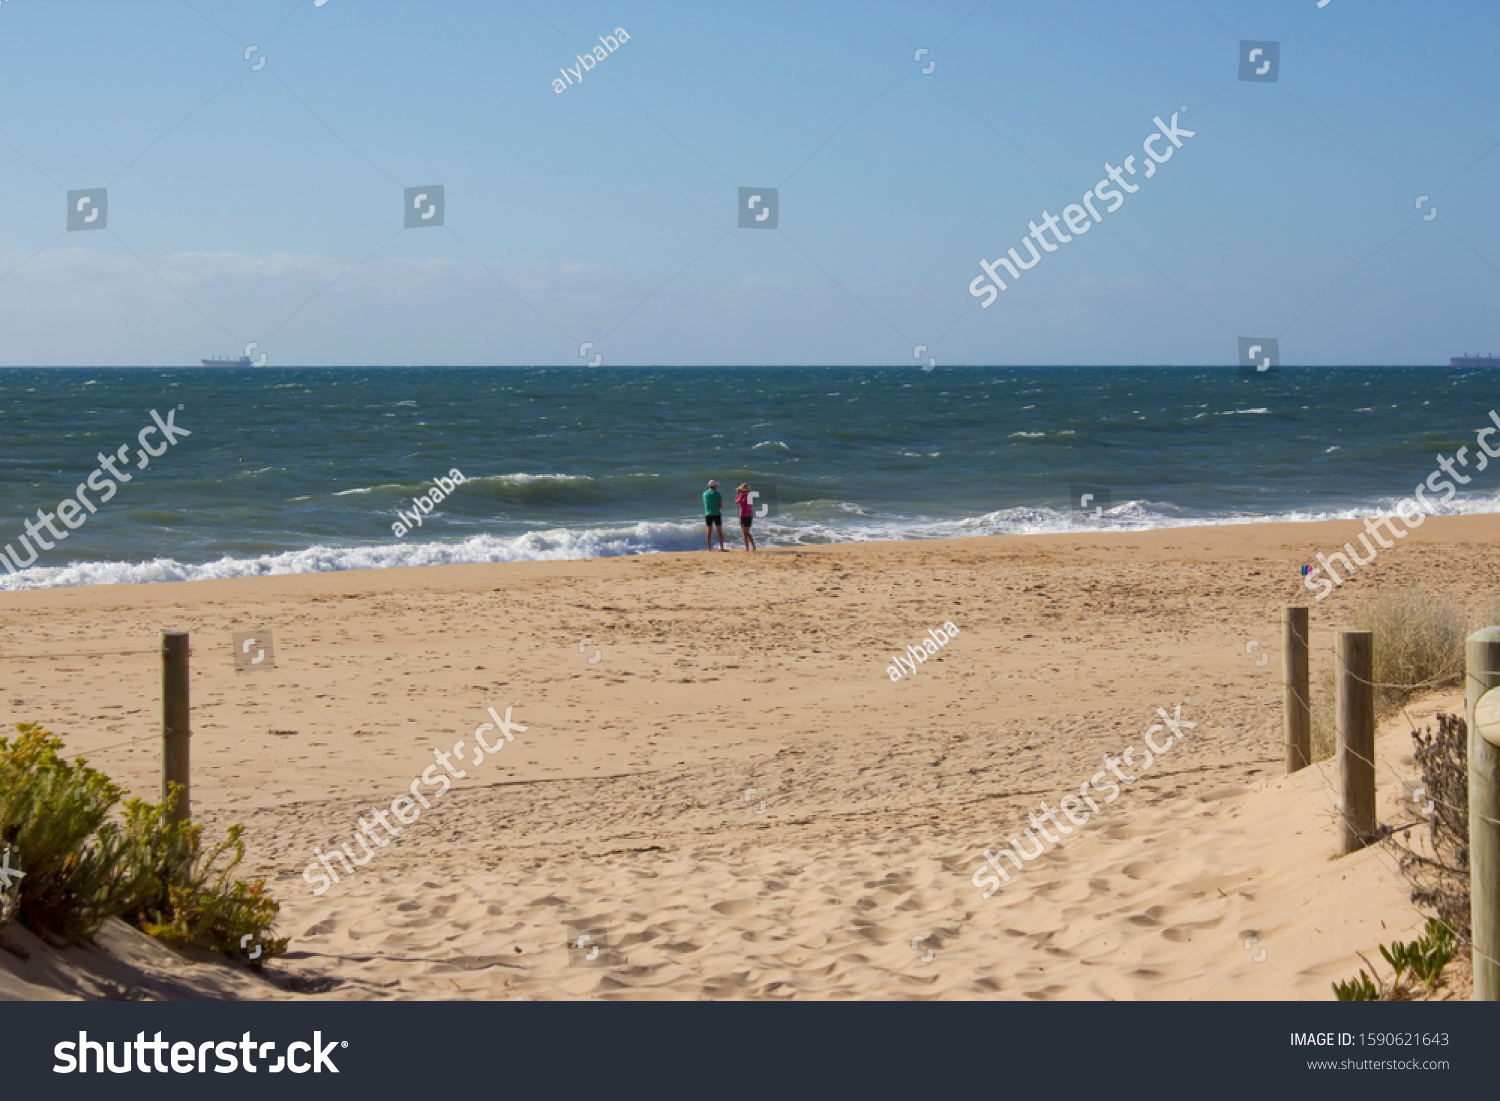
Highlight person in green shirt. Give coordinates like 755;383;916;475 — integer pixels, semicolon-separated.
702;480;725;551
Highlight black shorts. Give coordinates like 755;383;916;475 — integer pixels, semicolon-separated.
705;515;722;526
739;516;752;528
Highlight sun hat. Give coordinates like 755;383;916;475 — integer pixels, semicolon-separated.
708;480;718;487
737;483;750;492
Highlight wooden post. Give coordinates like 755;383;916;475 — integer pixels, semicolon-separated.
1284;606;1310;773
161;631;190;826
1336;629;1375;855
1466;628;1500;1000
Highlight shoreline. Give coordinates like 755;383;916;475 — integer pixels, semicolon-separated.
4;510;1500;605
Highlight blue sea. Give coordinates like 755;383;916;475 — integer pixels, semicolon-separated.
0;366;1496;590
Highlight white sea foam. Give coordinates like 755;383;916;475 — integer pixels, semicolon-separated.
473;473;592;484
7;495;1500;591
1196;407;1271;419
0;522;706;591
754;493;1500;547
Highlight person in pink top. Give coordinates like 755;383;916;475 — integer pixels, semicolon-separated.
735;483;757;551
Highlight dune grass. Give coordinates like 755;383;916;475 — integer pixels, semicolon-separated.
1309;586;1470;762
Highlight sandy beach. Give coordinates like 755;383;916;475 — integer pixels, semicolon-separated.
4;512;1497;1000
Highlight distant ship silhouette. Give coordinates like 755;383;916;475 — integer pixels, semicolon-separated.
201;355;253;367
1452;353;1500;366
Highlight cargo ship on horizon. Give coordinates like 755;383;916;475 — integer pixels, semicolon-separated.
201;355;253;367
1452;353;1500;366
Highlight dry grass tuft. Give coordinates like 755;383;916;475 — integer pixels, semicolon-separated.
1310;585;1468;762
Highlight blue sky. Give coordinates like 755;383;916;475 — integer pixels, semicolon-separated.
0;0;1496;366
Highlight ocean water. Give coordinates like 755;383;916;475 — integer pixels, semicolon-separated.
0;366;1496;590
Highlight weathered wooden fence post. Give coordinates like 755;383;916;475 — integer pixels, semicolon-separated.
161;631;190;826
1466;628;1500;999
1336;629;1375;855
1284;606;1310;774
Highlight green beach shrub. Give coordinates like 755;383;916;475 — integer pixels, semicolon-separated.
1332;919;1456;1001
1379;918;1456;987
122;794;287;962
0;724;284;962
0;724;156;945
1332;970;1382;1001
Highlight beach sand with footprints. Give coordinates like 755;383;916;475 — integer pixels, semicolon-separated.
4;513;1498;999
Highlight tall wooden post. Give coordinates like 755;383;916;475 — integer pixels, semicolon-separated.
1336;629;1375;855
1466;628;1500;999
1284;607;1310;773
161;631;190;826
